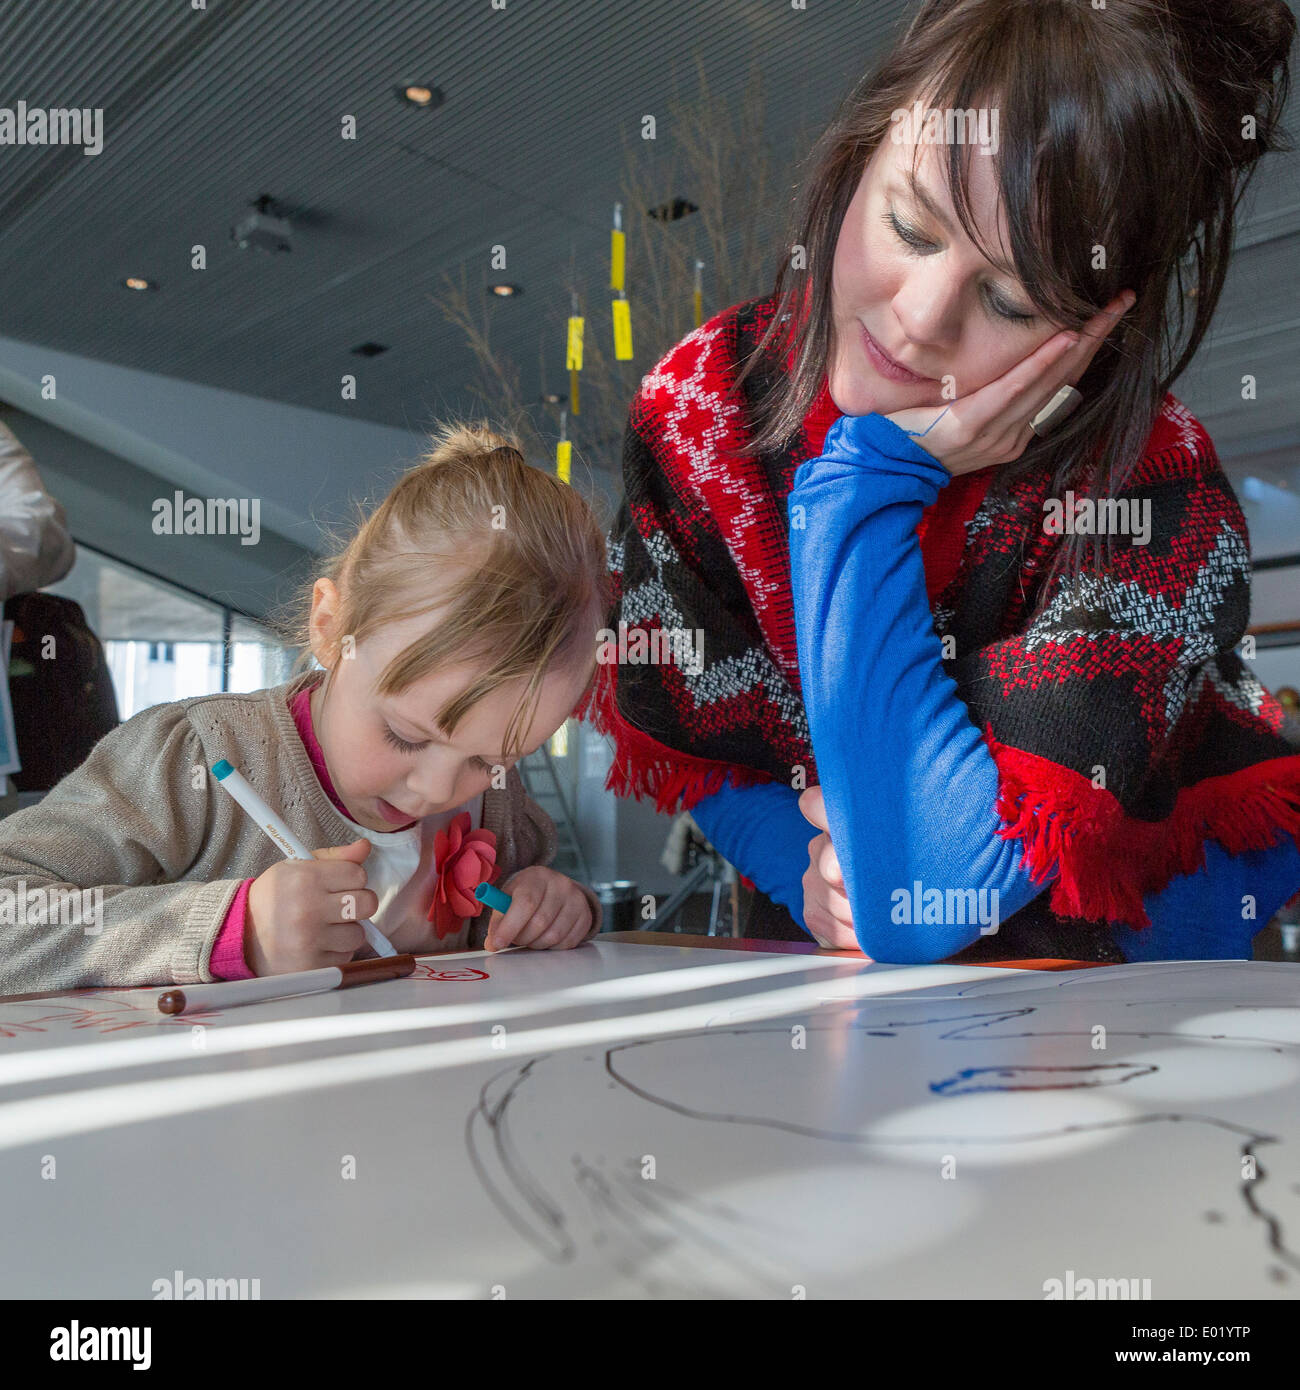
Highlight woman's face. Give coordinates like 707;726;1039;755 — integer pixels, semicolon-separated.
828;132;1063;415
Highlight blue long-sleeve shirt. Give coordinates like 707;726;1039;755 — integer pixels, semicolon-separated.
690;411;1300;962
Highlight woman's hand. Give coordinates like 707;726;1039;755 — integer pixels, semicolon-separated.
797;786;866;953
482;865;597;951
884;290;1137;477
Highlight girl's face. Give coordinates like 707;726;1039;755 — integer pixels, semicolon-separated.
828;131;1062;415
308;580;595;833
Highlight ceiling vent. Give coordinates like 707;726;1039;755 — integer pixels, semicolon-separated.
232;194;294;254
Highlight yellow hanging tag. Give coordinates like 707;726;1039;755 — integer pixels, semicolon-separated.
569;366;580;416
565;316;584;371
556;439;572;484
610;229;626;292
611;297;633;360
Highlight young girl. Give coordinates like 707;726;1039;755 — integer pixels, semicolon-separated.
0;422;609;993
581;0;1300;963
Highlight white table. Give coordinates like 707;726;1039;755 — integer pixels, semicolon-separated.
1;943;1297;1298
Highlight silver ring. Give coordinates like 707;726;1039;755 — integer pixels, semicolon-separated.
1029;384;1083;437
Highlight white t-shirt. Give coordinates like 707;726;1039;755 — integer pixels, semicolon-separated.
337;793;486;951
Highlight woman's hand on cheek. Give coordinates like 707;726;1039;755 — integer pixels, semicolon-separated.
797;786;866;953
484;865;596;951
883;291;1136;478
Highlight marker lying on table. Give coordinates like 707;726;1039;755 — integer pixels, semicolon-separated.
210;758;398;959
157;954;416;1016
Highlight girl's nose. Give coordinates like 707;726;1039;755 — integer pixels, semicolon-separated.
406;756;463;814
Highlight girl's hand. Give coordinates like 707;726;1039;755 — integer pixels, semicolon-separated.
245;838;378;976
884;290;1137;477
797;786;864;953
482;865;597;951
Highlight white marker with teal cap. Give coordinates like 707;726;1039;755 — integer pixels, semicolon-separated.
211;758;398;959
475;881;512;915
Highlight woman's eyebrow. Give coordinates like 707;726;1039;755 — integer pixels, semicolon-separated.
892;171;1018;277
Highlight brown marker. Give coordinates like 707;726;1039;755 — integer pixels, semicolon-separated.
156;954;417;1016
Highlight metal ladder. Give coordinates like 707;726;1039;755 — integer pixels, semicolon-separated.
517;741;590;883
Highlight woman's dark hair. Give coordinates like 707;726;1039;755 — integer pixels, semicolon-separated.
733;0;1295;580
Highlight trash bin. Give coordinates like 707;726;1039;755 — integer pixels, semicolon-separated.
592;880;639;934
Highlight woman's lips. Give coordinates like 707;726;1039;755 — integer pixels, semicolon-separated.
859;322;934;384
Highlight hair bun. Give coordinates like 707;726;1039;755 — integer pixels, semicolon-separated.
1218;0;1296;83
418;420;526;470
1167;0;1295;164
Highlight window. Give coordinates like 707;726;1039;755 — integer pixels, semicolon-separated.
44;544;296;721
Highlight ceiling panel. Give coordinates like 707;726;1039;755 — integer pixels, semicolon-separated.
0;0;1294;481
0;0;911;435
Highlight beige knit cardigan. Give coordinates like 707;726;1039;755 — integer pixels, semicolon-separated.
0;681;600;994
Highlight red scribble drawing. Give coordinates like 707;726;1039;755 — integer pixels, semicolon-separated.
411;963;490;983
0;990;222;1038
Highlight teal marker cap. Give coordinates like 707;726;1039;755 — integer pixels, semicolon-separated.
475;881;512;914
211;759;234;780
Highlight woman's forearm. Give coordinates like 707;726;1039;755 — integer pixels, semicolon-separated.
687;777;816;929
786;412;1300;961
687;702;1300;959
787;412;1044;960
1118;837;1300;960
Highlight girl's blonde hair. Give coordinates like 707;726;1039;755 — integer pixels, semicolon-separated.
273;420;611;761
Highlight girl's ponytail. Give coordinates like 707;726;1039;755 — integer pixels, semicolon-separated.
416;421;528;471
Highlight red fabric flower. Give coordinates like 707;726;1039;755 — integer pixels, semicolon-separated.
427;812;498;940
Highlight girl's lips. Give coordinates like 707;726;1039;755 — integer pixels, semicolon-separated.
376;796;418;826
859;322;934;384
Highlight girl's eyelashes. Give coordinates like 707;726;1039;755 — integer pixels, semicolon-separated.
383;725;425;754
382;724;499;773
882;207;1037;324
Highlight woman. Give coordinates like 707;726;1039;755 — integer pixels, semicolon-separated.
580;0;1300;963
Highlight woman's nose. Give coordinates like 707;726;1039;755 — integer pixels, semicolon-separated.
893;262;962;350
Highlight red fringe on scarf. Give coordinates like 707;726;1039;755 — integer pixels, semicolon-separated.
574;664;1300;930
574;661;776;815
986;733;1300;929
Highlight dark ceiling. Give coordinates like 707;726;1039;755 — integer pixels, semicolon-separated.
0;0;912;440
0;0;1295;500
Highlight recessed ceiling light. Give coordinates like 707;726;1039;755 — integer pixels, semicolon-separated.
540;392;566;406
122;276;156;291
488;283;521;297
397;84;443;109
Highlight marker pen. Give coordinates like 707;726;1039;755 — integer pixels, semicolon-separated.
211;759;398;959
157;954;416;1015
474;881;513;915
473;881;517;952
